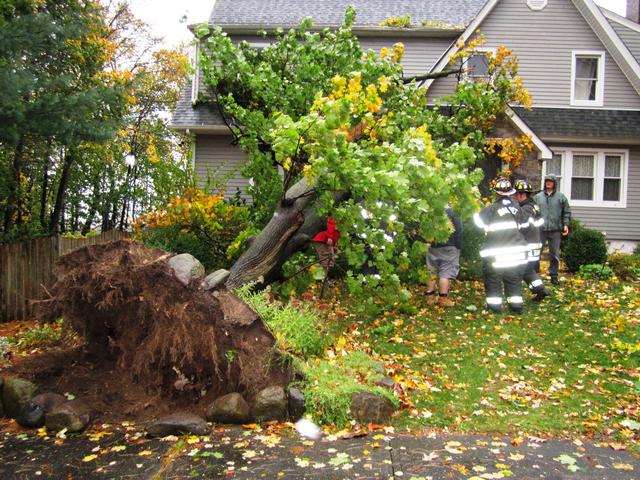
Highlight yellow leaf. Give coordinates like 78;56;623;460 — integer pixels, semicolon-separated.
111;445;127;452
82;454;98;462
613;463;633;471
138;450;153;456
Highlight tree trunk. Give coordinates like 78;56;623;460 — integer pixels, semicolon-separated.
226;177;348;289
49;148;75;234
82;174;102;235
39;143;52;229
3;139;25;234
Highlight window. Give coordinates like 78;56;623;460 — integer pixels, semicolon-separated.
544;148;627;207
571;51;605;106
464;48;496;80
547;153;563;190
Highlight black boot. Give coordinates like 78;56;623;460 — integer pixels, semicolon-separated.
550;277;560;285
533;287;549;302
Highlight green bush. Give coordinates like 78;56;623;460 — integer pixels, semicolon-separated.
459;218;483;280
607;253;640;281
577;263;614;281
133;188;250;271
563;224;607;273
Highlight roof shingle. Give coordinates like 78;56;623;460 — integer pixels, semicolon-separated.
209;0;488;28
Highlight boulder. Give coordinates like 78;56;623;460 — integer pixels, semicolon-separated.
253;386;287;422
167;253;205;286
45;399;91;433
372;377;395;390
2;377;38;418
32;393;67;413
287;387;305;420
202;269;230;291
146;412;209;437
17;402;45;428
206;392;251;424
350;392;395;425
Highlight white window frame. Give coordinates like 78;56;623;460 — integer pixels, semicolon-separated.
570;50;605;107
463;47;497;81
544;147;628;208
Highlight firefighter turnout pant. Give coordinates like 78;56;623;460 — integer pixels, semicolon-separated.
523;263;545;293
482;260;524;313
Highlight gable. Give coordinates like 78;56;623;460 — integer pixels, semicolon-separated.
428;0;640;109
603;9;640;60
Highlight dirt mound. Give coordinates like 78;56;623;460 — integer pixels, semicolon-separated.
31;240;291;420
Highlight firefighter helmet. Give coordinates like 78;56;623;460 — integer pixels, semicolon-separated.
491;177;515;196
514;179;533;193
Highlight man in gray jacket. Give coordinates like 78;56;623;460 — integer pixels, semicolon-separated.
533;174;571;285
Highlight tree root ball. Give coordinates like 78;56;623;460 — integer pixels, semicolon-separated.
36;240;291;404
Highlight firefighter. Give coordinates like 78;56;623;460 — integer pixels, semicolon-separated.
474;177;532;313
514;179;549;302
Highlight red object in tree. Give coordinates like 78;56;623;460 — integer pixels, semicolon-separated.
312;216;341;245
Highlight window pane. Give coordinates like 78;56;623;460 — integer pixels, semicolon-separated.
605;155;621;177
571;178;594;200
467;54;489;77
576;57;598;79
603;179;620;201
548;154;562;175
574;79;596;100
573;155;594;176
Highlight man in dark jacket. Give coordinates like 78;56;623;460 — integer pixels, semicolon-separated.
514;179;549;302
474;177;532;313
533;174;571;285
426;207;462;307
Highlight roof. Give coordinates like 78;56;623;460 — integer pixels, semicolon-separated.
170;79;227;132
512;107;640;141
209;0;488;28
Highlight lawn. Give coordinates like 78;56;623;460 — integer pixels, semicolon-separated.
327;273;639;449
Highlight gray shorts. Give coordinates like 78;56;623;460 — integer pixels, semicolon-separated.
427;246;460;279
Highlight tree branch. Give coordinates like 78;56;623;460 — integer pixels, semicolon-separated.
403;68;461;84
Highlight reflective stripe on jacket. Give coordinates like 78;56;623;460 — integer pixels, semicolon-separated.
474;198;532;269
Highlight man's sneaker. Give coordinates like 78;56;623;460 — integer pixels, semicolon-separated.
533;288;549;302
426;294;439;305
438;296;455;307
487;305;502;313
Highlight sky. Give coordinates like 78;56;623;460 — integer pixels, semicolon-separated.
128;0;630;49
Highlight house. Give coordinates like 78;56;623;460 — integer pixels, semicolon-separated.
171;0;640;252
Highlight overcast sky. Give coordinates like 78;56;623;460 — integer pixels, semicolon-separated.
127;0;630;49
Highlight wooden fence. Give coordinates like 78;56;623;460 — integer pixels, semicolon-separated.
0;231;130;322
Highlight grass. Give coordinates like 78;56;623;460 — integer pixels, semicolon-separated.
354;273;640;448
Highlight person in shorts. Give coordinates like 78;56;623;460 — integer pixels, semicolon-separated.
426;207;462;307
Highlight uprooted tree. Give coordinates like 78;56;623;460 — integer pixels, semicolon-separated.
39;9;534;407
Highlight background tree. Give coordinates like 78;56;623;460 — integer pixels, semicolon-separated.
197;9;532;301
0;0;191;241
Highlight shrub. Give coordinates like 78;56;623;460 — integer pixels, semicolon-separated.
563;225;607;273
16;319;64;351
459;218;483;280
133;188;250;271
607;253;640;281
577;263;614;281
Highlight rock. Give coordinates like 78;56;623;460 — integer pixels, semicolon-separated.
32;393;67;413
253;386;287;422
350;392;395;425
206;392;251;424
17;402;45;428
146;412;209;437
45;399;91;433
287;387;305;420
2;377;38;418
168;253;205;286
202;269;230;291
372;377;395;390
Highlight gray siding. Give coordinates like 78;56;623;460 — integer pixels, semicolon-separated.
608;18;640;60
429;0;640;108
359;36;453;76
551;144;640;241
195;135;251;200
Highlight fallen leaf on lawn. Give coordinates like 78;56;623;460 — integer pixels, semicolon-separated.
612;463;634;471
609;442;627;451
138;450;153;456
82;454;98;462
242;450;257;459
509;453;525;461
